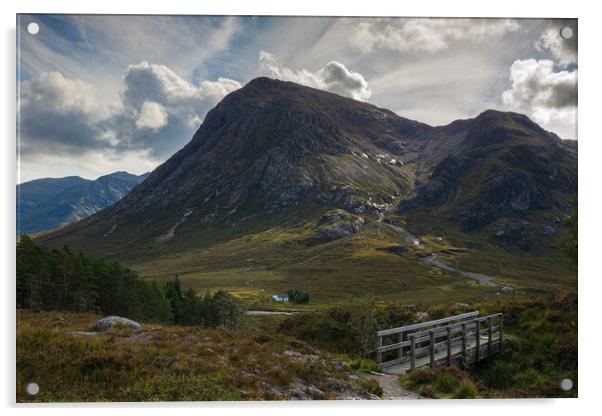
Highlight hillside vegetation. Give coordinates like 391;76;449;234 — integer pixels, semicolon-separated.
16;310;379;402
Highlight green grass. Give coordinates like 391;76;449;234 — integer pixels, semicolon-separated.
118;213;573;309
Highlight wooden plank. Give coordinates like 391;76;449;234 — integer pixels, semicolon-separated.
383;338;501;373
475;320;481;362
488;317;493;357
446;327;452;366
461;323;467;367
401;314;500;339
376;335;382;364
429;331;435;368
377;311;480;336
410;335;416;371
499;314;504;349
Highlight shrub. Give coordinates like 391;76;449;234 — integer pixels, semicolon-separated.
409;368;435;385
360;379;383;397
348;357;378;374
435;371;458;393
287;289;310;304
454;381;477;399
481;361;517;389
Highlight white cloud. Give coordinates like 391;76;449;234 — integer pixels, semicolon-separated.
350;18;520;54
502;59;577;138
535;22;577;67
259;51;371;101
20;71;97;114
123;61;241;128
111;61;242;157
135;101;168;130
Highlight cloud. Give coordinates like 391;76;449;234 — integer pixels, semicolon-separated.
350;18;520;54
19;63;242;161
121;60;240;128
18;72;106;155
502;59;577;138
107;61;241;157
259;51;371;101
135;101;168;130
535;20;577;67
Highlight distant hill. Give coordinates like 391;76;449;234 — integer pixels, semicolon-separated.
17;171;149;235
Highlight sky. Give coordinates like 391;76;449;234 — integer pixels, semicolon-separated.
17;15;577;183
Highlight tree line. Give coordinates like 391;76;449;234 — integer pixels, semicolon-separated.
16;236;245;328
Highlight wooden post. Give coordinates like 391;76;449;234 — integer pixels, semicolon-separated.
499;314;504;350
446;326;452;366
376;334;382;365
487;317;493;357
461;323;467;367
398;330;404;360
410;335;416;370
429;330;435;367
475;320;481;362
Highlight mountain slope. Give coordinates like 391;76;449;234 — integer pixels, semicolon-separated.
40;78;433;250
37;78;577;303
18;171;149;235
400;110;577;250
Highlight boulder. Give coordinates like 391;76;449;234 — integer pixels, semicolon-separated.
94;316;142;331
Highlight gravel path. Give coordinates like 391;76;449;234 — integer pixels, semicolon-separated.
365;373;421;400
422;253;498;286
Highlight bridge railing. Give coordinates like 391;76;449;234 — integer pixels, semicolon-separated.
376;311;503;370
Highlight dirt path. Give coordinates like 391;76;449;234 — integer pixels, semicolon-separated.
365;373;421;400
375;206;498;287
422;253;498;286
246;310;294;316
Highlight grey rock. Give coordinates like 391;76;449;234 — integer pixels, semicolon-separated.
331;358;351;372
403;304;417;313
315;215;365;243
94;316;142;331
416;312;430;321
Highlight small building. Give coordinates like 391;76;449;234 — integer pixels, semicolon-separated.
272;294;289;302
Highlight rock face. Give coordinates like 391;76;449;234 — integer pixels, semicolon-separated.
314;209;366;243
94;316;142;331
399;110;577;247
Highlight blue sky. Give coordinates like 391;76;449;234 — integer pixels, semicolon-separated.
17;15;577;182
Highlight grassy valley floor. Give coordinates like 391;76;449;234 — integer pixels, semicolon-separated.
128;216;575;308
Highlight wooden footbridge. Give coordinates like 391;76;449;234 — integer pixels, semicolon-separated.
376;311;503;374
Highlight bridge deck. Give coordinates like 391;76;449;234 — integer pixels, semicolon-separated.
382;334;501;375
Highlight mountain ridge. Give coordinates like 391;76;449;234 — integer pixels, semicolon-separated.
18;171;149;235
35;77;577;301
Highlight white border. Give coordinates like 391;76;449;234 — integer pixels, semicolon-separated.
2;1;600;415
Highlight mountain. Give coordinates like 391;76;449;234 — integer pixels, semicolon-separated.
18;171;149;235
399;110;577;250
37;78;577;302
